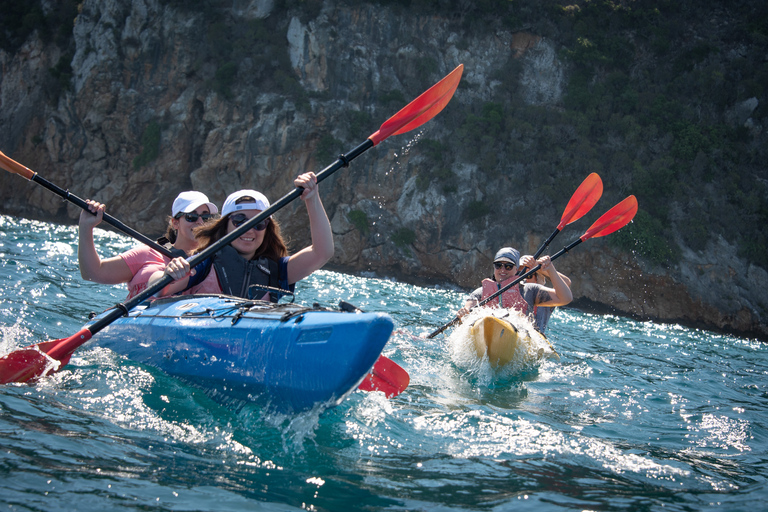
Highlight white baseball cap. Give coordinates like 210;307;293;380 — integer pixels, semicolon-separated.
172;191;219;217
221;189;270;217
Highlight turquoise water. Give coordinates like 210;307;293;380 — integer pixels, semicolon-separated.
1;213;767;511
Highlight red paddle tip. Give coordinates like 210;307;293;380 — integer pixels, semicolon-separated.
358;355;410;397
581;195;638;240
369;64;463;146
0;328;90;385
557;173;604;230
0;150;36;180
0;347;62;384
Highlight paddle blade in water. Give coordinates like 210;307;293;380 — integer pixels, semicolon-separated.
358;355;410;397
369;64;463;146
0;329;90;384
558;173;603;230
0;150;35;180
581;195;638;240
0;344;64;384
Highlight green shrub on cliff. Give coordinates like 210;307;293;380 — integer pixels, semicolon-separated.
213;62;238;99
391;228;416;249
347;210;369;236
133;121;161;170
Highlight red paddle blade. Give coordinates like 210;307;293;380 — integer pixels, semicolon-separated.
369;64;463;146
0;328;90;384
581;195;638;241
358;355;410;398
558;173;603;230
0;150;35;180
0;344;65;384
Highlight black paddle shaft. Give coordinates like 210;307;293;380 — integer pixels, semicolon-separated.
31;173;175;258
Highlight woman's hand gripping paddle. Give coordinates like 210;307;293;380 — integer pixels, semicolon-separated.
0;64;464;387
0;151;175;258
426;195;638;339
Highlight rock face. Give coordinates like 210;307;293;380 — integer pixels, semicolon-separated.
0;0;766;340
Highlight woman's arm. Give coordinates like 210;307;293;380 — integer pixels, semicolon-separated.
534;256;573;307
78;200;133;284
285;172;334;284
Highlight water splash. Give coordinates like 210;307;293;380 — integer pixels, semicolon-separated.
447;308;557;384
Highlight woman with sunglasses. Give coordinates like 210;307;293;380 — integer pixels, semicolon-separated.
78;191;218;299
456;247;572;322
151;172;333;301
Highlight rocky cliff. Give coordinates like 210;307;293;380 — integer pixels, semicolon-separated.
1;0;766;340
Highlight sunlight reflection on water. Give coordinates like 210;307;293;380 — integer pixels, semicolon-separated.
1;214;768;510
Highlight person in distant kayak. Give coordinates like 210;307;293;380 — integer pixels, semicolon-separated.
519;261;572;334
456;247;572;325
151;171;334;302
78;191;218;299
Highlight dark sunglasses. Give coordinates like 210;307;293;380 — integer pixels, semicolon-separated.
230;213;269;231
176;212;215;223
493;262;516;271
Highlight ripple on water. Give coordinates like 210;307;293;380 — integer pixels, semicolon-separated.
2;214;768;511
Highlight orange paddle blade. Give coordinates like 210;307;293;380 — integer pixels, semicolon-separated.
558;173;603;230
0;150;35;180
582;195;638;241
0;329;90;384
358;355;410;397
369;64;463;146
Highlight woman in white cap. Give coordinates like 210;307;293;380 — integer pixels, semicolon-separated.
456;247;572;323
151;172;333;302
78;191;218;299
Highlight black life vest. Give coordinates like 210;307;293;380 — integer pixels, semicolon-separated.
211;245;282;301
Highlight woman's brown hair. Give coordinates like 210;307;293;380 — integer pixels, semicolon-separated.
163;216;178;244
193;214;288;260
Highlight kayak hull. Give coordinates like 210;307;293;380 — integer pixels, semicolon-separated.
86;295;395;412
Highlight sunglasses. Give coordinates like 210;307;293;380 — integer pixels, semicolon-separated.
493;262;516;271
230;213;269;231
176;212;215;223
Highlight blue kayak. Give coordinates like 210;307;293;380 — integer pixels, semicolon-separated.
85;295;395;412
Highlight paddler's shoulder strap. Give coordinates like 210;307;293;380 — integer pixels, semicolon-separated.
156;236;187;258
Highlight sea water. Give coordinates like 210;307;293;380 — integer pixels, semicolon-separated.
1;214;767;511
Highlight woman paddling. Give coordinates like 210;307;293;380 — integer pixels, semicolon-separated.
151;172;334;301
78;191;218;299
456;247;573;323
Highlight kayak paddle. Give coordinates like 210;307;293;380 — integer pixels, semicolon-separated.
531;172;603;260
427;195;638;338
358;355;410;398
0;63;464;386
0;151;175;258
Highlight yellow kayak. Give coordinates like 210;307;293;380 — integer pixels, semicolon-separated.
469;314;559;368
